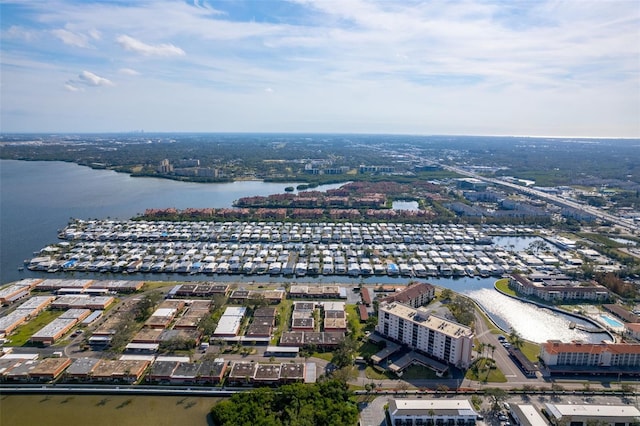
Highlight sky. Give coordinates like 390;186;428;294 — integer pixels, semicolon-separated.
1;0;639;137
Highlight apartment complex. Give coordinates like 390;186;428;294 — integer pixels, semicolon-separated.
379;282;435;308
540;340;640;374
509;274;609;302
376;302;474;368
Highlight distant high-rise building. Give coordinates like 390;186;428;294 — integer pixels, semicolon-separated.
157;159;173;174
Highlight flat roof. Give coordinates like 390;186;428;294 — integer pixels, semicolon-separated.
66;357;100;375
266;346;299;353
544;403;640;420
152;308;177;317
1;353;39;360
223;306;247;316
380;302;473;339
119;354;155;361
125;343;159;350
389;399;477;417
213;315;243;336
511;404;549;426
16;296;56;311
31;318;76;340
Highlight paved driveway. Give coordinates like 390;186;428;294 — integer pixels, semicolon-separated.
359;395;389;426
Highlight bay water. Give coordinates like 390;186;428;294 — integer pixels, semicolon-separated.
0;160;608;343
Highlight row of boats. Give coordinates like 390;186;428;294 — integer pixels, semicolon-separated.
25;220;555;278
29;250;503;278
58;219;520;245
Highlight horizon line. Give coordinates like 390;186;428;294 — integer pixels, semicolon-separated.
1;131;638;140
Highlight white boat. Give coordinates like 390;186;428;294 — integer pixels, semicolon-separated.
426;264;439;276
348;263;361;277
216;262;230;274
322;263;334;275
413;263;427;277
360;262;373;276
268;262;282;275
242;261;255;274
203;262;217;274
399;263;413;277
295;262;307;276
439;264;453;276
386;263;399;276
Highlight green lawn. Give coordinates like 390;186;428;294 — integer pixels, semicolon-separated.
465;358;507;383
400;364;439;380
345;304;363;339
5;310;64;347
141;281;180;291
365;365;392;380
519;340;541;362
495;278;516;296
271;299;293;344
357;341;381;358
311;351;333;362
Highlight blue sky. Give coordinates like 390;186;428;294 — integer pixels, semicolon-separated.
1;0;639;137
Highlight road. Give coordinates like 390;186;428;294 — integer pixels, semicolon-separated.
440;163;638;233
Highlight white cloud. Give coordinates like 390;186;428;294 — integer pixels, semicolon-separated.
4;25;37;41
64;83;83;92
88;29;101;40
63;70;113;92
118;68;140;76
1;0;638;136
77;70;114;87
117;34;185;57
52;28;89;48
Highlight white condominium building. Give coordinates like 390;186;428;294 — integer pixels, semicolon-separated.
376;302;474;368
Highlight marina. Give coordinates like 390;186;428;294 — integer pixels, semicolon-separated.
24;219;582;280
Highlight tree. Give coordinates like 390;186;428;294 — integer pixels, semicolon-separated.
488;343;496;360
331;336;358;368
477;342;486;358
448;295;475;326
211;380;358;426
484;388;508;411
440;288;453;302
471;394;483;411
198;315;217;337
508;328;524;350
134;291;162;322
331;366;359;383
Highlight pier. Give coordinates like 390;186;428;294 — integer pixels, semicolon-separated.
568;321;604;333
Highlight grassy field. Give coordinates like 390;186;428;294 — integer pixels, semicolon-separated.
0;394;221;426
494;278;516;297
465;358;507;383
345;304;364;339
519;340;541;362
141;281;179;291
365;365;391;380
5;310;64;347
400;364;439;380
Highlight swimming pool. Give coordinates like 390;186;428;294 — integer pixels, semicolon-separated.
599;314;624;328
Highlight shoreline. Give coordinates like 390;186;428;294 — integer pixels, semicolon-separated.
493;280;615;342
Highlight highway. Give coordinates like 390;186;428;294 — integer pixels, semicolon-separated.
440;164;638;234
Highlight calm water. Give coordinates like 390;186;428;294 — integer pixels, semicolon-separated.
0;159;342;283
0;160;608;343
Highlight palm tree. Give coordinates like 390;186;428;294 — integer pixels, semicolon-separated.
508;329;524;350
477;342;486;359
488;343;496;360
